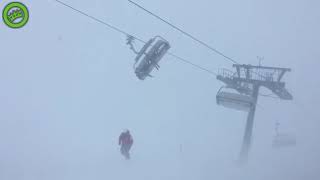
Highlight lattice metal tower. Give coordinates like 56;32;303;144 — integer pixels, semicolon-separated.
216;64;293;163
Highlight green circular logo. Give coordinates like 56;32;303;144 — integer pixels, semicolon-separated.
2;2;29;28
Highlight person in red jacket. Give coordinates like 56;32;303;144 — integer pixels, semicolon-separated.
119;130;133;159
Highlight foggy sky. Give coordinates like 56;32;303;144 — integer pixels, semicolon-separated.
0;0;320;179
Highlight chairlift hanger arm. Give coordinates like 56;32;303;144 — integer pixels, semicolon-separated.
126;35;139;54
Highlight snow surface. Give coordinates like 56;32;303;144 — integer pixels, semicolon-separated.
1;0;320;179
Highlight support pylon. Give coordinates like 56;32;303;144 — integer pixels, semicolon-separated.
216;64;292;163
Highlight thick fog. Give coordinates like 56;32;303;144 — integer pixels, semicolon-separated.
1;0;320;179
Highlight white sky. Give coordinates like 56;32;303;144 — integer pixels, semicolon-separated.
0;0;320;179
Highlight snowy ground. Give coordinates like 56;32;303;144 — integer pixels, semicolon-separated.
1;0;320;179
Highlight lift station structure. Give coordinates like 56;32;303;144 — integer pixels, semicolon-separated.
216;64;293;163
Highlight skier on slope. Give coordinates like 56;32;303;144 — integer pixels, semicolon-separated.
119;129;134;159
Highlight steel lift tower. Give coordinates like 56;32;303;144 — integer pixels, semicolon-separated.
216;64;293;163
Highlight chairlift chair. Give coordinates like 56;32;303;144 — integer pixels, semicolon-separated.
272;133;296;148
272;122;296;148
216;87;255;112
128;36;170;80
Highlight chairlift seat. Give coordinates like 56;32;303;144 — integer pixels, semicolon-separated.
216;91;255;112
134;36;170;80
272;133;296;148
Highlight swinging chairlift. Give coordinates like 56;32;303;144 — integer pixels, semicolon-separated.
127;36;171;80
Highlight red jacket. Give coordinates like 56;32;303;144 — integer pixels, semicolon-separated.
119;132;133;146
